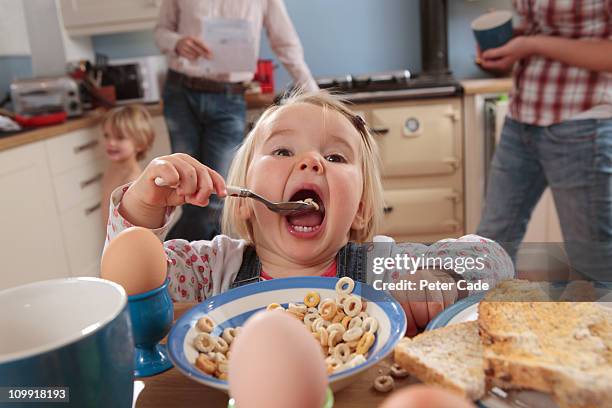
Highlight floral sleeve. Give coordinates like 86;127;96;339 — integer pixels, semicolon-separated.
105;184;247;302
424;234;515;294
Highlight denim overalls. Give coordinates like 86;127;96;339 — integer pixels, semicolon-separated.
230;243;368;289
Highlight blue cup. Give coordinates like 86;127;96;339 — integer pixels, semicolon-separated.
128;278;173;377
0;278;134;408
472;10;514;51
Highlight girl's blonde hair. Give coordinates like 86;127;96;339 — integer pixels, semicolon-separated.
102;105;155;160
221;89;384;243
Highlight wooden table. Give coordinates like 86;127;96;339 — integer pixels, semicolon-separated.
136;303;416;408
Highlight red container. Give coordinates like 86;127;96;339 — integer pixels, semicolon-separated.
254;59;275;94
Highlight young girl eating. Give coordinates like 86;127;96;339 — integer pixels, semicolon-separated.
101;105;155;224
106;90;513;335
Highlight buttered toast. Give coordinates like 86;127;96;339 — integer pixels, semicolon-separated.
394;321;485;400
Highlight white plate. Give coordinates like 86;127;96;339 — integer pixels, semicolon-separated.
426;285;612;408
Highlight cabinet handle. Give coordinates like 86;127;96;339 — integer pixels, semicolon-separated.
442;157;460;170
369;127;390;136
80;173;103;189
73;140;99;154
445;191;461;203
85;202;102;216
443;220;460;231
383;206;394;214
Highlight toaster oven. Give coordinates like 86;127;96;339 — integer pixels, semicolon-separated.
10;76;82;117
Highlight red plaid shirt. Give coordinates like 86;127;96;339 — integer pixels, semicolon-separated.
510;0;612;126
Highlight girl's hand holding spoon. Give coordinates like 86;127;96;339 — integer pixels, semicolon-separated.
120;154;227;229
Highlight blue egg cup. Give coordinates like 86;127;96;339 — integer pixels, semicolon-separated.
128;278;174;377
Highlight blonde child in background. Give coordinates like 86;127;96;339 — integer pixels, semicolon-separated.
101;105;155;224
105;90;513;335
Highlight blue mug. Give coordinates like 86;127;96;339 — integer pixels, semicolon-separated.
0;278;134;408
472;10;514;51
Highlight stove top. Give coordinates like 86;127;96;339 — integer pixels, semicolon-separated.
315;70;462;102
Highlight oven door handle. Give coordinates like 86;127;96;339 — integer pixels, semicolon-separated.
369;126;390;136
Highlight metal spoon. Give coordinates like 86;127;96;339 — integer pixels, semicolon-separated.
154;177;320;216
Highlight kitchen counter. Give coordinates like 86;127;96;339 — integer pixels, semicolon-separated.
461;78;513;95
0;92;275;153
136;302;416;408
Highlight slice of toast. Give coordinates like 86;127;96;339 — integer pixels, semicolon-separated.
394;321;485;400
479;281;612;408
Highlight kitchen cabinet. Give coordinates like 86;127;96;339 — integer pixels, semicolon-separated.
354;98;464;242
59;0;161;36
0;141;70;290
0;114;171;290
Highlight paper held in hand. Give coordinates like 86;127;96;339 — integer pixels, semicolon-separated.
199;18;257;74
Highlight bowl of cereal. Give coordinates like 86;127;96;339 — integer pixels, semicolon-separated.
167;276;406;392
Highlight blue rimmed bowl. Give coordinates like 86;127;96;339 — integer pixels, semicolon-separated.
168;276;406;392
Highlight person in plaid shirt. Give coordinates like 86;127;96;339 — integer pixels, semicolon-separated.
477;0;612;281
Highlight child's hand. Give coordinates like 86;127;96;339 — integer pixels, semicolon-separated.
389;269;458;337
120;154;227;228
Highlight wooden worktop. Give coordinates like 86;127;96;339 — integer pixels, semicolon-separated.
461;78;513;95
0;92;274;153
136;302;417;408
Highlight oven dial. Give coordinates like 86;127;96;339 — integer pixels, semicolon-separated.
404;117;420;135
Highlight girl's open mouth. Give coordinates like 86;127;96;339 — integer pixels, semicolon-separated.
285;189;325;236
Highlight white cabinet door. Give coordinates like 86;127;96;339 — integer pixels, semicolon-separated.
59;195;105;278
59;0;161;35
381;188;461;237
0;142;69;290
140;116;172;167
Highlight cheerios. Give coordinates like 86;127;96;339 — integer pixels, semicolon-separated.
333;343;351;363
217;360;229;374
356;332;375;355
266;303;284;311
304;313;319;331
312;317;329;332
325;356;343;372
327;323;345;335
328;330;343;348
336;277;355;295
332;310;346;323
222;327;237;344
341;316;352;330
318;327;329;347
318;299;338;320
343;326;364;342
196;316;215;333
362;317;378;334
390;363;409;378
304;291;320;308
215;337;229;353
348;316;363;329
343;296;362;317
195;354;217;375
193;333;216;353
374;375;394;393
288;302;307;314
191;277;380;380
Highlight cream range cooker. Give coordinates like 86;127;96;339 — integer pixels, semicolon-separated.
317;71;464;243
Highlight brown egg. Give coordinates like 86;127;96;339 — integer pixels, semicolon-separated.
228;311;328;408
379;385;476;408
100;227;167;295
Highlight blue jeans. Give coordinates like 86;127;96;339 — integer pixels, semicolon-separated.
477;116;612;281
162;73;246;241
